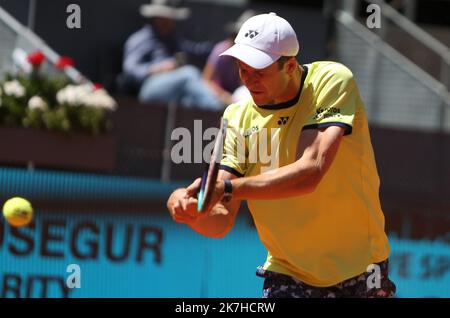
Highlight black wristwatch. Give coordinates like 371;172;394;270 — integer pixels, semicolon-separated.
222;179;233;203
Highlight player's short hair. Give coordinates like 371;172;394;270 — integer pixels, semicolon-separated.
277;56;297;70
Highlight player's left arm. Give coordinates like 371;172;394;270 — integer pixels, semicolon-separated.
230;125;345;200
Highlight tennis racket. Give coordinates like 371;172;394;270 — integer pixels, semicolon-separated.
197;117;228;213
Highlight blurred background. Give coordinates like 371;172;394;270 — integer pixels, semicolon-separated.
0;0;449;298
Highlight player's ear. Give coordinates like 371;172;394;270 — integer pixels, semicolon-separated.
285;57;297;76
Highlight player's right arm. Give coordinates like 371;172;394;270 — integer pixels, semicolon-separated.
167;170;241;238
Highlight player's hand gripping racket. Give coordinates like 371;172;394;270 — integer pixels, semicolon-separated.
197;117;228;213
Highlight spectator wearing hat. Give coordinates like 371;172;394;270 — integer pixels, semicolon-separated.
122;0;223;110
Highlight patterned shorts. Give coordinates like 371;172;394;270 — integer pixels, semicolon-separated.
256;259;396;298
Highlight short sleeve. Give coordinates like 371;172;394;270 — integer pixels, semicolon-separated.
303;64;358;136
219;106;247;178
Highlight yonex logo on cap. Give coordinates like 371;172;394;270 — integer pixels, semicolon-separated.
220;12;300;69
245;30;259;39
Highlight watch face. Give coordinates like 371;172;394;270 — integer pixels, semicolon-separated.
224;180;232;194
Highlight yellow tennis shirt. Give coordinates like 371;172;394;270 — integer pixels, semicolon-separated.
220;61;390;287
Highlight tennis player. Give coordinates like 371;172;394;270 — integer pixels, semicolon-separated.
167;12;396;298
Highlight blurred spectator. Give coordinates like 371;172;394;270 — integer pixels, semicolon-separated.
121;0;223;110
202;10;254;105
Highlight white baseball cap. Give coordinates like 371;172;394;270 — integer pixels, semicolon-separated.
220;12;299;69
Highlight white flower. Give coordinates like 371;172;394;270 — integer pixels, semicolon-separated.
85;89;117;110
28;96;48;110
56;85;74;105
56;84;90;106
3;80;25;98
56;84;117;110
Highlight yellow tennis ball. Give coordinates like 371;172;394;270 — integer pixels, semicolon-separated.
2;197;34;227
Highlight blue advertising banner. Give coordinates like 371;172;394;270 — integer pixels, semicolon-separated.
1;211;449;298
0;167;448;297
0;212;266;297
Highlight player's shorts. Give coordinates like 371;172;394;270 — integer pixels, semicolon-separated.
256;259;396;298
